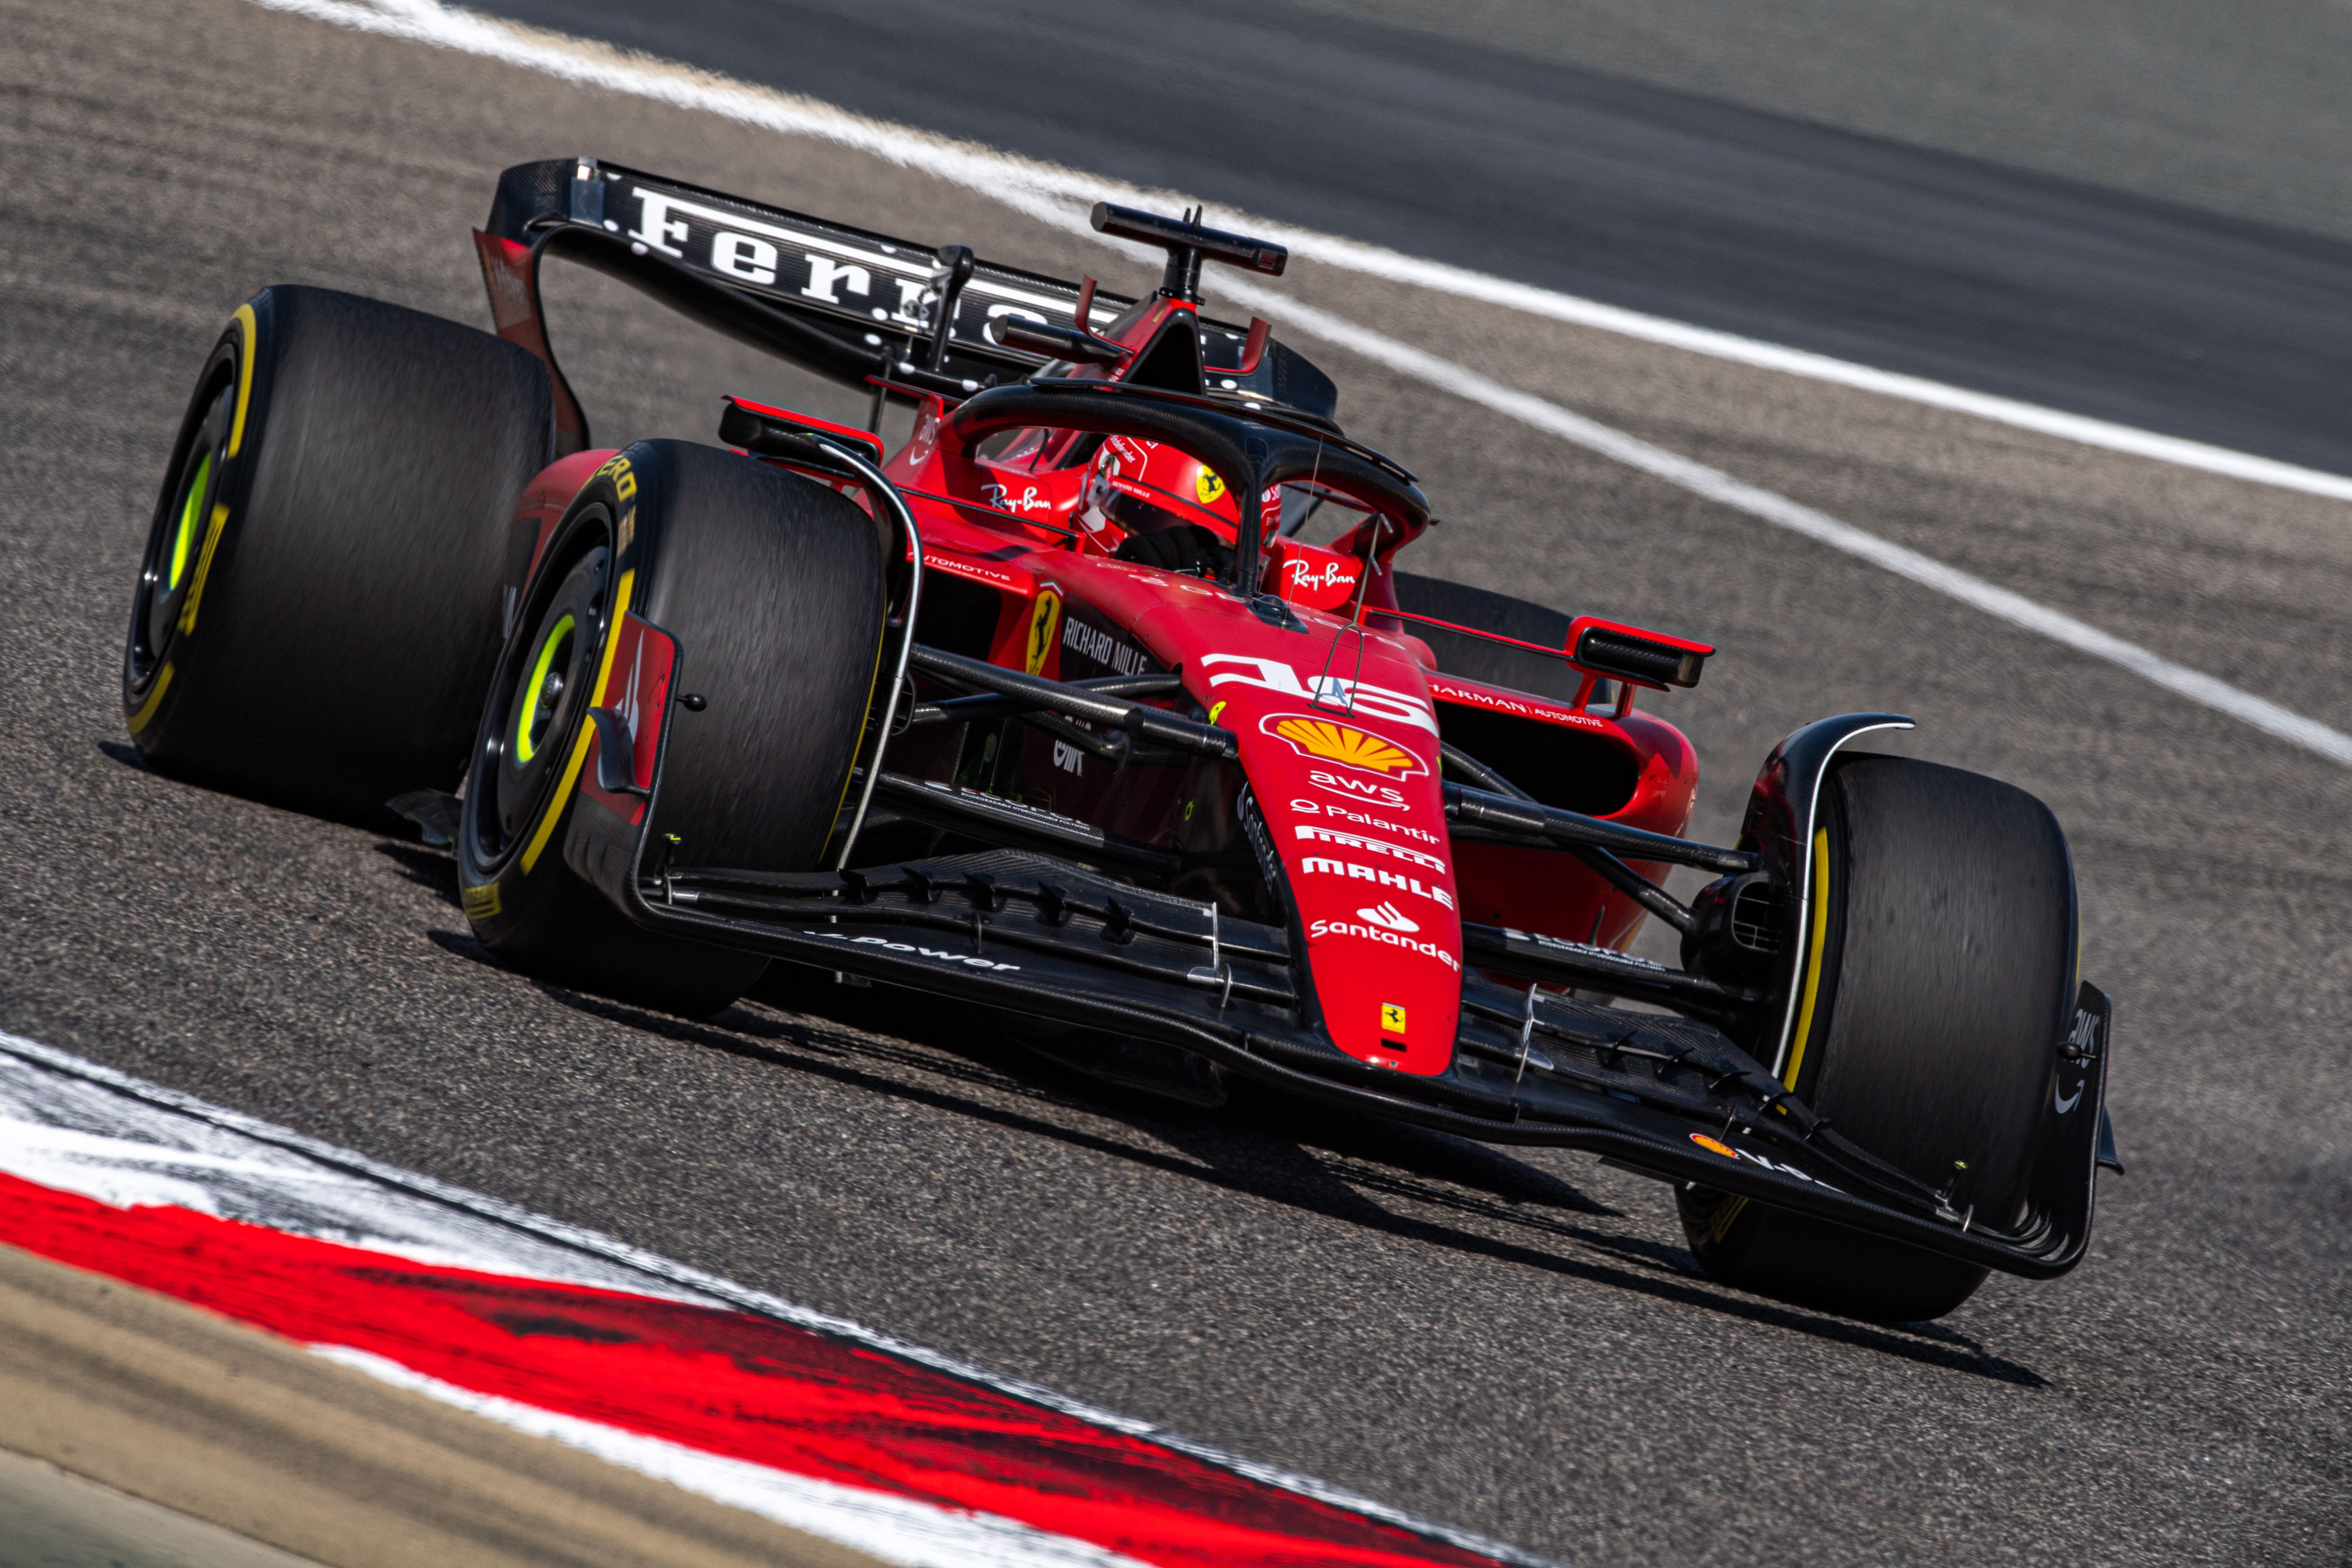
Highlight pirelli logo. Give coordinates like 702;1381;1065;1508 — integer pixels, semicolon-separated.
1293;824;1446;874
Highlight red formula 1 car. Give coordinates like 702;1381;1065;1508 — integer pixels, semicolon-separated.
122;159;2119;1322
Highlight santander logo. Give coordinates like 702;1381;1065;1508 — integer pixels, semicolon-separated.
1308;914;1460;972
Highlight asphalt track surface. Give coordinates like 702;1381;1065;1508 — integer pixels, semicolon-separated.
468;0;2352;475
3;2;2349;1564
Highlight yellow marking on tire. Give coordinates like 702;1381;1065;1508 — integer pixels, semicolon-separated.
462;882;502;920
520;568;632;874
1782;827;1833;1092
125;662;174;734
178;502;231;634
228;304;257;457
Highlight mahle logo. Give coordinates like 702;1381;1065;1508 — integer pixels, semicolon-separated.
1261;714;1425;778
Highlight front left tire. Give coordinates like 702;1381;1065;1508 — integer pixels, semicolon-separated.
457;439;889;1016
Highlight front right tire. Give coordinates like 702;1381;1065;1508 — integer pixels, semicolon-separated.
1680;755;2078;1322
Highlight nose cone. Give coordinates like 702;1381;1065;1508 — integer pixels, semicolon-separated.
1200;652;1461;1075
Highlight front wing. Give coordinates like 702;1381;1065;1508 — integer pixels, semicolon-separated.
566;739;2113;1283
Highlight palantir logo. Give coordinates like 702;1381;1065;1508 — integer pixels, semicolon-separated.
1357;902;1418;934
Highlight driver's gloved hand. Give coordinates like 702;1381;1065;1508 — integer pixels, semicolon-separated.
1114;524;1234;579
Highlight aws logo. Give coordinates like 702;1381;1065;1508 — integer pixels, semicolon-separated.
1261;714;1426;778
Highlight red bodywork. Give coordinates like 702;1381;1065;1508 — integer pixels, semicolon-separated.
506;292;1700;1078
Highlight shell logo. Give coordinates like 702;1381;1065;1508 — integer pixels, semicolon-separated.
1260;714;1426;778
1195;467;1228;506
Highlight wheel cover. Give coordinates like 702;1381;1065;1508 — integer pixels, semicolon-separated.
492;544;609;845
132;383;230;680
513;613;576;765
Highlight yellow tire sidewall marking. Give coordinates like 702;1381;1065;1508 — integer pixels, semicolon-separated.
126;662;175;734
228;304;257;458
1782;827;1834;1092
178;502;232;635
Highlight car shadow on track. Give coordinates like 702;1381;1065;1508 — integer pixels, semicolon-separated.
378;841;465;910
517;967;2044;1389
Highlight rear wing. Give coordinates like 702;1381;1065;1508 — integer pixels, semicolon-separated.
475;158;1333;452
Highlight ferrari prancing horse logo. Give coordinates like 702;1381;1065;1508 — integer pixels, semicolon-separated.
1025;587;1063;675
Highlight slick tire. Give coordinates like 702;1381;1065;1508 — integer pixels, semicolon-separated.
1679;757;2077;1322
123;286;554;821
457;440;887;1017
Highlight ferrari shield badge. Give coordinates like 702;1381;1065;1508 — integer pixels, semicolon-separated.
1025;587;1063;675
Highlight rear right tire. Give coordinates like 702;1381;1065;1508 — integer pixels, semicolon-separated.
123;286;553;822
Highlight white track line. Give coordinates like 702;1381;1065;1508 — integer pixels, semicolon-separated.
243;0;2352;768
1206;287;2352;770
268;0;2352;507
1218;243;2352;507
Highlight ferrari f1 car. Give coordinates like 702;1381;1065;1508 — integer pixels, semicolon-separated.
122;158;2120;1322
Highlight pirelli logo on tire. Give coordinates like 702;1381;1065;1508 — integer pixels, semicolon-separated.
593;453;637;499
462;882;502;921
